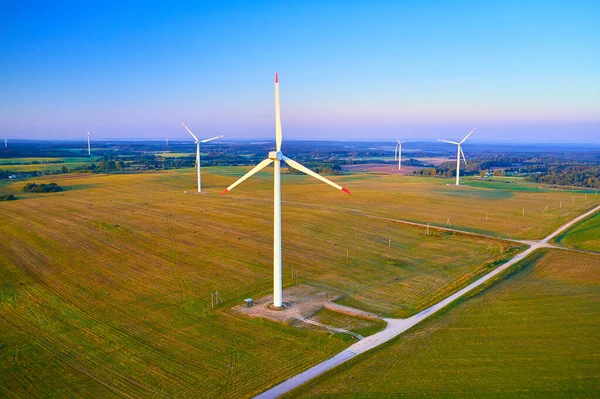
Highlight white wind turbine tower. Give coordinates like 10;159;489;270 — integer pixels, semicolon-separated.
4;138;7;147
222;73;351;308
181;123;223;193
87;130;91;156
438;128;476;186
394;139;405;170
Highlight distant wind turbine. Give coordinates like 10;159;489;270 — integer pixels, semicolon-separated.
438;128;476;186
4;138;7;148
87;130;91;156
221;73;351;308
181;124;223;193
394;139;404;170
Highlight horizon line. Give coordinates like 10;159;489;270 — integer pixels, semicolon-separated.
3;138;600;146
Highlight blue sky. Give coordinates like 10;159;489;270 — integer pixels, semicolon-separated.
1;1;598;142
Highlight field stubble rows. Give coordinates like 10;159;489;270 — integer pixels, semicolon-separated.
0;168;597;398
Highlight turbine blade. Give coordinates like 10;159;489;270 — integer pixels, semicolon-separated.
459;127;476;144
221;158;273;194
461;147;467;164
182;123;199;143
438;139;460;145
282;155;350;194
394;143;398;160
275;73;282;151
200;135;224;143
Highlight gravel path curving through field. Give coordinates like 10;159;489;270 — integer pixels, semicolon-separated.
254;204;600;399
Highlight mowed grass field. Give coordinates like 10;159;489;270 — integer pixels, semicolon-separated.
552;211;600;253
0;168;524;398
286;249;600;398
258;171;598;241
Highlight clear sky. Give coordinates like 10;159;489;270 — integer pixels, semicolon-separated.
1;1;598;142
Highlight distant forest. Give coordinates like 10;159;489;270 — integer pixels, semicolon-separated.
1;141;599;188
422;156;600;188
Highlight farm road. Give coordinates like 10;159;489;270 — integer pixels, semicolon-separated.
254;204;600;399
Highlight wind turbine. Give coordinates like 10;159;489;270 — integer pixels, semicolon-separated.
394;139;405;170
221;73;351;308
181;123;223;193
4;138;7;148
438;128;476;186
87;130;91;156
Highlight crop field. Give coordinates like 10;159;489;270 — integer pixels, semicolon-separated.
251;170;599;240
0;167;528;397
0;172;349;398
286;249;600;398
552;212;600;253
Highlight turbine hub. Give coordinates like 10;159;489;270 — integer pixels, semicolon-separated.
269;151;283;160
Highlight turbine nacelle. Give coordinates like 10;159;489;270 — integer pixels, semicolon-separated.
269;151;283;160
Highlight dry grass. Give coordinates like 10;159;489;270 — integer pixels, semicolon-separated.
0;168;529;397
274;172;600;240
309;308;386;337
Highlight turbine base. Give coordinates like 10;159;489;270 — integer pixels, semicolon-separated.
266;302;290;311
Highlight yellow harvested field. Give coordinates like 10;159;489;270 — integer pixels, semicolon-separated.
0;168;530;397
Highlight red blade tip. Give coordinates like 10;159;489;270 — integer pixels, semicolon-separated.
221;189;229;195
342;187;351;195
275;73;278;83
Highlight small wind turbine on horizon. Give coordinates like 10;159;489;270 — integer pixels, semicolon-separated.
87;130;91;156
438;128;476;186
221;73;351;309
181;123;223;193
394;139;404;170
4;138;7;148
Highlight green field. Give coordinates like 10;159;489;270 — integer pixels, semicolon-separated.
0;157;95;165
0;169;528;397
286;249;600;398
552;212;600;253
0;157;98;172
